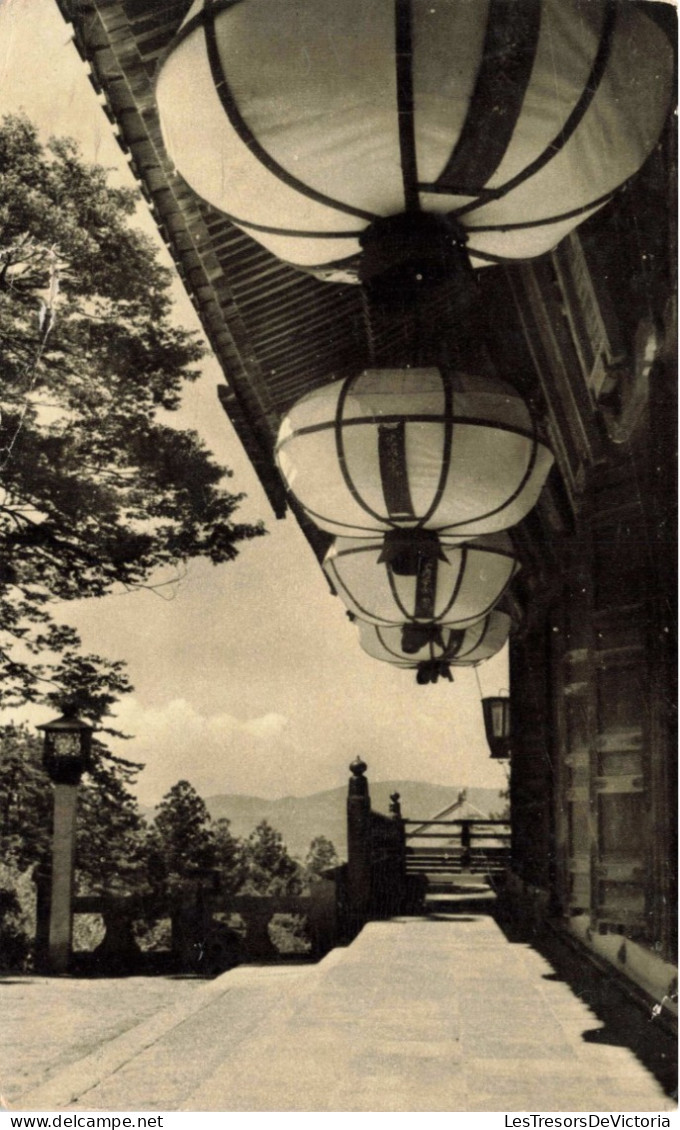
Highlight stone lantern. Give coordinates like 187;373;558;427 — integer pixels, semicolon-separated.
37;708;93;973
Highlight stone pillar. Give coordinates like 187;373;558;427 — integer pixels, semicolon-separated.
242;905;278;959
48;784;78;973
93;900;142;973
346;758;372;935
33;864;51;972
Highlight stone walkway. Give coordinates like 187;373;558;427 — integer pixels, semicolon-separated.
4;907;677;1114
0;973;205;1107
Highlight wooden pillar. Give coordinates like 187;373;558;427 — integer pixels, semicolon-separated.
48;783;78;973
389;791;407;888
346;758;372;935
460;820;472;870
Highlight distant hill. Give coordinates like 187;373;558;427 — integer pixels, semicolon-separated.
198;781;506;860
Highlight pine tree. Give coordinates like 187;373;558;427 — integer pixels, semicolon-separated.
241;819;303;896
0;723;51;873
304;835;340;881
153;780;215;890
75;746;150;898
211;817;246;896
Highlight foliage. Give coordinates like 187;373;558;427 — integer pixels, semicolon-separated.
268;913;311;955
0;861;36;971
0;723;51;872
0;884;32;971
212;817;246;896
75;745;150;897
304;835;339;881
241;819;303;896
152;779;217;891
0;113;264;715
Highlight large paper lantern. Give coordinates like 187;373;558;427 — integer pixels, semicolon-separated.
276;368;552;539
323;531;518;631
156;0;673;283
357;610;511;669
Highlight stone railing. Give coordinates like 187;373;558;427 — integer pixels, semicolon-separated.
35;872;339;975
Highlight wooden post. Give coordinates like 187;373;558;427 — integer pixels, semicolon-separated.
460;820;472;870
48;783;78;973
390;791;407;909
346;758;372;935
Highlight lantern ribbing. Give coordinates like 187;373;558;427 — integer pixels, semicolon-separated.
276;368;553;540
156;0;673;283
324;532;518;631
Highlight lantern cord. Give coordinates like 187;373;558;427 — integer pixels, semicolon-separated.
474;663;484;701
395;0;419;214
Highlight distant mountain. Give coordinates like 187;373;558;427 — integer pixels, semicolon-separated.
199;781;506;860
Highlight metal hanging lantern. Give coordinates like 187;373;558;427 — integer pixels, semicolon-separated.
38;708;94;785
324;530;518;631
276;368;553;540
357;609;512;670
155;0;673;284
482;694;511;760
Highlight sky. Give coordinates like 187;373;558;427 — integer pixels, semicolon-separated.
0;0;508;807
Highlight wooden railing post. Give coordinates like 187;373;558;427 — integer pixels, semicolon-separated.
460;820;472;870
389;791;407;908
346;757;372;935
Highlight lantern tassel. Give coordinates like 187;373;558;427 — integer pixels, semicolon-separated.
378;528;448;574
401;622;446;654
416;660;454;685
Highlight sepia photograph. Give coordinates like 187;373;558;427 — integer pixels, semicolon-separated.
0;0;676;1117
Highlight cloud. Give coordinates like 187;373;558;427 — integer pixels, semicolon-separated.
239;713;289;739
111;698;304;806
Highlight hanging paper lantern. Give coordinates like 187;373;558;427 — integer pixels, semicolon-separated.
155;0;673;283
357;610;511;669
276;368;552;540
324;531;518;631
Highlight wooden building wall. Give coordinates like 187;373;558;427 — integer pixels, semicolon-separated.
508;124;677;978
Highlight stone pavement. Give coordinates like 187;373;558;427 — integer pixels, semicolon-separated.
1;973;206;1107
5;903;677;1114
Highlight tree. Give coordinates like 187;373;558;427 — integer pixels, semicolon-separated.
211;817;246;896
153;780;215;890
241;819;303;896
0;723;51;873
304;835;339;881
0;113;265;714
75;746;150;898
